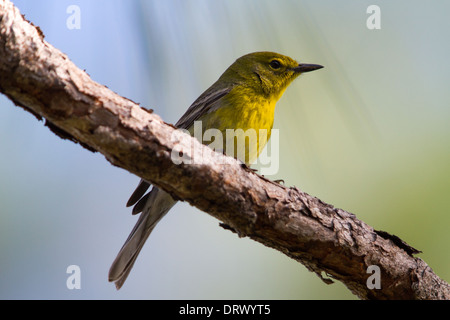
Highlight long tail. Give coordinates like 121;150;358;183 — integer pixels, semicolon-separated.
108;185;176;289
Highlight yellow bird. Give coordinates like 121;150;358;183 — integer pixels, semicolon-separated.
108;52;323;289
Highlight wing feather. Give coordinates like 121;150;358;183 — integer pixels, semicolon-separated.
175;86;231;129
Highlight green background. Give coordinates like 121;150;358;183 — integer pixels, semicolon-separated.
0;0;448;299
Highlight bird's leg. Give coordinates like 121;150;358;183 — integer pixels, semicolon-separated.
239;162;259;174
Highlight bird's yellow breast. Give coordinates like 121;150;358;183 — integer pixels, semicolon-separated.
195;86;279;165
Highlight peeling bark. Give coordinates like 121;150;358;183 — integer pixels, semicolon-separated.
0;0;448;299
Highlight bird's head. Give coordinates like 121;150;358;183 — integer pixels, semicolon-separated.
226;51;323;99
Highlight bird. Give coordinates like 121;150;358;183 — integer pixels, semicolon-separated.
108;51;323;289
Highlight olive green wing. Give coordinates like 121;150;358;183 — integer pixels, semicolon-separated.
175;85;232;130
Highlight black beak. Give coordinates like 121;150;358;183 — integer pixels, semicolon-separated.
292;63;324;73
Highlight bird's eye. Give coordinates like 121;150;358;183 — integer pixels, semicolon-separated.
269;60;282;69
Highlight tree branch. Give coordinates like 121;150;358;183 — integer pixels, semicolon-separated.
1;0;448;299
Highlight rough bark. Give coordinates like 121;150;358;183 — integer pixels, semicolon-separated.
0;0;448;299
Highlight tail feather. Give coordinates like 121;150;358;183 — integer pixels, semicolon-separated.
126;179;151;207
131;192;151;215
109;187;176;289
109;228;152;290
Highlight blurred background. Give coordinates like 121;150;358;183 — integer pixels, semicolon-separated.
0;0;449;299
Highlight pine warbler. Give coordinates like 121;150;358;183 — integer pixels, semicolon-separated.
109;52;323;289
